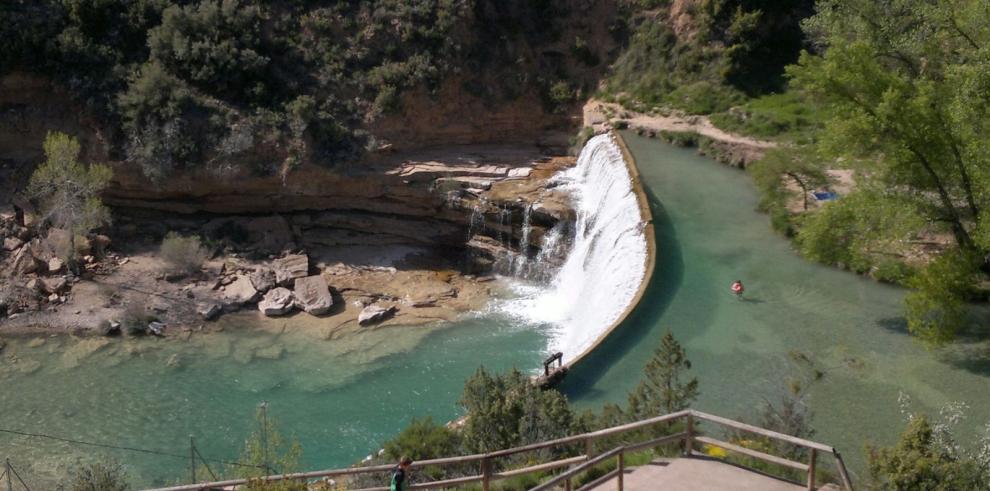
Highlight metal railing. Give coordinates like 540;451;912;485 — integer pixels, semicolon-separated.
146;409;854;491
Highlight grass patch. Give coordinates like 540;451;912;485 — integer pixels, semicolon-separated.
709;91;827;143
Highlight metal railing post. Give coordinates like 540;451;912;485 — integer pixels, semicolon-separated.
617;451;625;491
833;450;855;491
806;448;817;490
189;436;196;484
684;413;694;456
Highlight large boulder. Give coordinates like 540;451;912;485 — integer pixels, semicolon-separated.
249;267;276;293
358;305;397;326
221;275;260;311
292;275;333;315
273;254;308;286
258;287;294;316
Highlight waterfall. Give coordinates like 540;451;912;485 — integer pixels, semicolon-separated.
513;204;533;276
507;134;649;361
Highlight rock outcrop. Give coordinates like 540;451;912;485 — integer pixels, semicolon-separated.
292;275;333;316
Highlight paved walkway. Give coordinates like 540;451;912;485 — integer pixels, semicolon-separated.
586;457;830;491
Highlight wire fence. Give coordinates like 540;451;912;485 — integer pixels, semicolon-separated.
0;402;277;490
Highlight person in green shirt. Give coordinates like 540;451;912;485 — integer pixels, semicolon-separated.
390;456;413;491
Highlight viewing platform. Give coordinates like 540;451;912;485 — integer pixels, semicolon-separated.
149;409;854;491
585;457;841;491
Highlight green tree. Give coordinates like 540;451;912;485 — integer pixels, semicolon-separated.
749;148;828;213
383;416;462;462
459;367;576;454
796;186;926;278
237;404;304;491
626;330;699;420
790;0;990;343
868;415;986;490
791;0;990;255
905;249;980;347
25;132;112;271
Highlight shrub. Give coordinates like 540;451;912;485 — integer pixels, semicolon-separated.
383;417;462;463
66;458;129;491
663;81;745;115
160;232;208;275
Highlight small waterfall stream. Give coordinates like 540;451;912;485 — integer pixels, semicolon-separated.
508;134;649;361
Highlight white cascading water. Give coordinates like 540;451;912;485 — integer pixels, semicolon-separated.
507;134;649;361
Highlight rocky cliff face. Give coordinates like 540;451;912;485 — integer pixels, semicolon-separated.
0;0;623;273
105;142;575;274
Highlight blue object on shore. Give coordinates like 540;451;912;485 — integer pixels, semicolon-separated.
813;191;838;201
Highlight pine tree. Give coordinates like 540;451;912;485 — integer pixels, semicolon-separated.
627;330;699;420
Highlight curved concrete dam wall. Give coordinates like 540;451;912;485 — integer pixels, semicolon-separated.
513;132;656;366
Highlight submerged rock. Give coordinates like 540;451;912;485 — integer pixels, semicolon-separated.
293;275;333;315
358;305;397;326
273;254;308;286
258;287;294;316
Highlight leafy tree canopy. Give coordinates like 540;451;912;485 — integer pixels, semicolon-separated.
789;0;990;344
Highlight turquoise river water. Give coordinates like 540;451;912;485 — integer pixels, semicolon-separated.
1;133;988;487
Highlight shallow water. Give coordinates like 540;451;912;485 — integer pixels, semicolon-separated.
0;313;548;487
561;133;990;476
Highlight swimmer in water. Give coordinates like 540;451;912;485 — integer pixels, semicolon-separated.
731;280;744;299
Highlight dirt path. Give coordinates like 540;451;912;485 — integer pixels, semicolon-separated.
584;99;777;166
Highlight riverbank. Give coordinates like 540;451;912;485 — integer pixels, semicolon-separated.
0;145;577;338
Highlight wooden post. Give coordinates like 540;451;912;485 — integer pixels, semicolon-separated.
806;448;817;490
5;459;11;491
684;413;694;456
481;458;491;491
585;437;595;460
564;477;572;491
617;452;625;491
